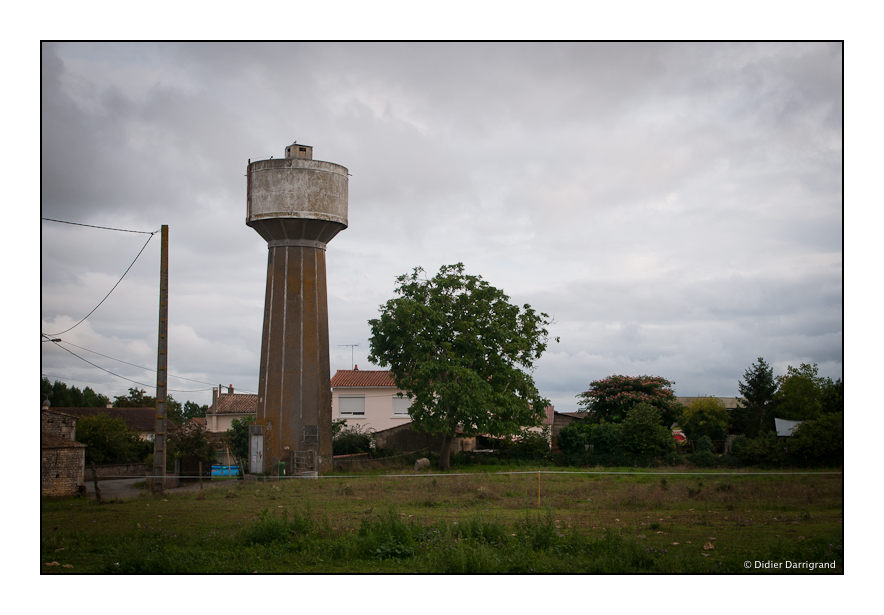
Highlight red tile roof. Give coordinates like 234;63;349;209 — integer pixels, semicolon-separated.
211;393;258;415
331;369;397;388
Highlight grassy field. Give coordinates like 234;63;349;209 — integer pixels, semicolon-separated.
41;468;843;573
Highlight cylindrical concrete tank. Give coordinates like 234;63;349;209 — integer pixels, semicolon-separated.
246;144;348;475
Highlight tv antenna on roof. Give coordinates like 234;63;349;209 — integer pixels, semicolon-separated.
337;344;359;369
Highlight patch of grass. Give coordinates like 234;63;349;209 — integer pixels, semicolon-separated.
41;469;843;573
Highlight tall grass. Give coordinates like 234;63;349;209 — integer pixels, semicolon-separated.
41;471;843;573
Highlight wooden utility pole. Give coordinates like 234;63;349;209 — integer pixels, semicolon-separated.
151;224;169;493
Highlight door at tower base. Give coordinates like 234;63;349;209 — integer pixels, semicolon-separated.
249;424;263;474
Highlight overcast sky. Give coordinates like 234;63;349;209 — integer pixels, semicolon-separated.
40;42;842;411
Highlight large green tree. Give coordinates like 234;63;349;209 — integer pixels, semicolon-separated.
226;415;255;461
113;387;182;420
76;413;151;465
41;377;110;408
169;400;208;426
168;421;216;468
368;263;553;470
734;357;778;437
775;363;839;421
577;374;680;426
680;397;729;443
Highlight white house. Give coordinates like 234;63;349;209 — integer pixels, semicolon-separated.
206;385;257;433
330;367;413;433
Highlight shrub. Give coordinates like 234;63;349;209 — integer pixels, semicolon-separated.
557;420;627;465
225;415;255;461
76;413;150;465
168;421;216;466
788;412;843;467
688;449;718;467
496;427;551;461
620;403;676;464
556;420;592;464
333;422;375;455
681;397;729;444
731;431;786;467
694;435;714;453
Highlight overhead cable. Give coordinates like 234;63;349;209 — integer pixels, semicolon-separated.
42;335;254;394
41;217;158;235
44;339;213;394
45;231;155;336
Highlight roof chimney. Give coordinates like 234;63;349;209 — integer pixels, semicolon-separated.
228;384;234;395
353;364;359;371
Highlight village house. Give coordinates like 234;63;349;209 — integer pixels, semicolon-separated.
41;406;86;497
330;367;413;433
331;366;555;453
205;385;257;433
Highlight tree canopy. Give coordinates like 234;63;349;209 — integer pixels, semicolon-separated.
734;357;778;437
368;263;553;470
680;397;729;443
113;387;184;424
577;374;680;426
76;413;151;465
41;377;109;408
775;363;839;421
226;415;255;461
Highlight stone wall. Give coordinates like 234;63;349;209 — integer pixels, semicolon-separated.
372;423;476;454
41;445;85;497
42;410;77;441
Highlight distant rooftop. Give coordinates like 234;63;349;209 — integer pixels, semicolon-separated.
331;368;397;388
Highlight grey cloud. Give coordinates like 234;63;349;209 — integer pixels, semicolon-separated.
41;42;842;408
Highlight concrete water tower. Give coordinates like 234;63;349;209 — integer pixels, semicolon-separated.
246;143;348;475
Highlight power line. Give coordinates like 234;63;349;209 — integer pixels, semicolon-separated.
45;231;155;336
41;217;158;235
47;339;159;390
42;335;256;395
44;338;213;394
50;338;218;387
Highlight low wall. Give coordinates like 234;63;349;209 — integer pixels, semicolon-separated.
87;463;149;480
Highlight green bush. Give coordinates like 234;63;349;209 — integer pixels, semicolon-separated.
496;427;551;461
681;397;728;444
731;431;787;467
239;509;313;545
694;435;714;453
556;420;592;464
76;413;150;465
688;449;718;467
333;423;375;455
621;403;676;464
788;412;843;467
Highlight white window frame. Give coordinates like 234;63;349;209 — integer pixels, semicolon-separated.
339;395;366;417
392;394;412;417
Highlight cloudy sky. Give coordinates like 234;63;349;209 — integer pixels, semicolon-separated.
40;42;842;411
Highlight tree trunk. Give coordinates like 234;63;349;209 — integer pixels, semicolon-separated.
439;433;453;471
90;462;102;504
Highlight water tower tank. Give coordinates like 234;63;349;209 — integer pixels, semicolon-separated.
246;143;348;475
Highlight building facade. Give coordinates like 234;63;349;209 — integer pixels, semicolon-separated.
206;385;257;433
330;367;413;433
41;408;86;497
